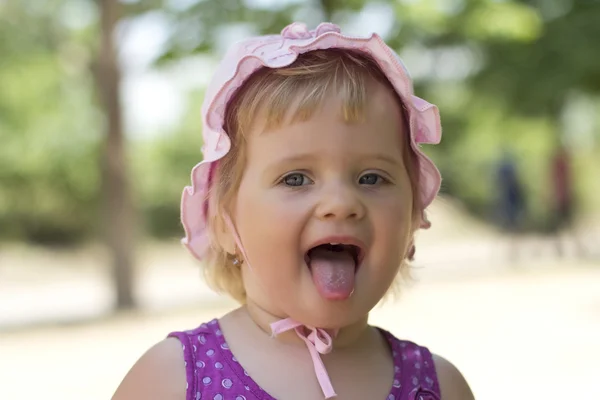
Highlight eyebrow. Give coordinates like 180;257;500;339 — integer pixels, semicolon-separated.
264;154;319;173
266;153;402;171
371;154;402;167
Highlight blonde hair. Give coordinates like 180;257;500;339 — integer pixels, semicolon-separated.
203;49;421;303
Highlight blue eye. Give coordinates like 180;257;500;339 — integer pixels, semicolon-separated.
359;173;384;185
282;173;311;187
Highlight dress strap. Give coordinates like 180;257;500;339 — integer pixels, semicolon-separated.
167;330;197;400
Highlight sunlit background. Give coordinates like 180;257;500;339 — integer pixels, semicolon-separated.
1;0;599;399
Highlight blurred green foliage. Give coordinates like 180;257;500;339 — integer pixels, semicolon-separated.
1;0;599;243
0;0;102;243
132;92;205;239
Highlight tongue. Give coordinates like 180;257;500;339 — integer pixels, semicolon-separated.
308;247;356;300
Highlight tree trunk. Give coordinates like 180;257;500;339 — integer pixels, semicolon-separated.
97;0;136;310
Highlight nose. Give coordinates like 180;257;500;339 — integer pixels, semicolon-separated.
315;181;366;221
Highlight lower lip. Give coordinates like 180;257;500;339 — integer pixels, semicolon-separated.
319;290;355;301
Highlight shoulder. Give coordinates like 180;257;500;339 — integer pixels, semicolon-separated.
111;338;187;400
432;353;475;400
384;332;474;400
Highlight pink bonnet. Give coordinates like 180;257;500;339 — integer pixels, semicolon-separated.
181;22;442;260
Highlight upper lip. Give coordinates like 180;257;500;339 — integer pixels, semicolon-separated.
304;236;367;266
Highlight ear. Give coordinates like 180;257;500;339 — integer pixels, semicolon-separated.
406;240;416;261
214;213;236;255
406;210;425;260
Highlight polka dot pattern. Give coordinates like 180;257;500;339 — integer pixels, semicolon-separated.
168;319;441;399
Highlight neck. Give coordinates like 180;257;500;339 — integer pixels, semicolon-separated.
242;299;371;349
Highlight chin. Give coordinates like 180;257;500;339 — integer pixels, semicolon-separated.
288;294;373;329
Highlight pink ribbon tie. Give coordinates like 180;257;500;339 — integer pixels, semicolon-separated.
271;318;338;399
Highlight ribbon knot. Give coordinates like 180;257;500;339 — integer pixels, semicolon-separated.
305;326;334;354
271;318;338;399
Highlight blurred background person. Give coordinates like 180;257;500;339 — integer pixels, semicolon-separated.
495;149;526;262
549;143;587;258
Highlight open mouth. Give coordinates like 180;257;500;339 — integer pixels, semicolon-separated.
304;243;361;268
304;242;364;301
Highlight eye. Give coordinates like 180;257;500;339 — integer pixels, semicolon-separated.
281;172;312;187
359;173;385;185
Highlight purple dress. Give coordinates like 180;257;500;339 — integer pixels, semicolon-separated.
169;319;440;400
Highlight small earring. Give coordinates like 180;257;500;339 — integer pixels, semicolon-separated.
232;257;243;266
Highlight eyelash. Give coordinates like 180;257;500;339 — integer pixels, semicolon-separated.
358;173;389;185
278;172;390;187
279;172;313;187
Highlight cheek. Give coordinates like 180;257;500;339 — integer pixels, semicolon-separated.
234;182;307;275
371;194;413;261
235;187;309;308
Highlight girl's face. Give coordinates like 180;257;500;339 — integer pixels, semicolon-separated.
230;79;415;328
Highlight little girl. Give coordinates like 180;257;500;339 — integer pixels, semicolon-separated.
113;22;474;400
